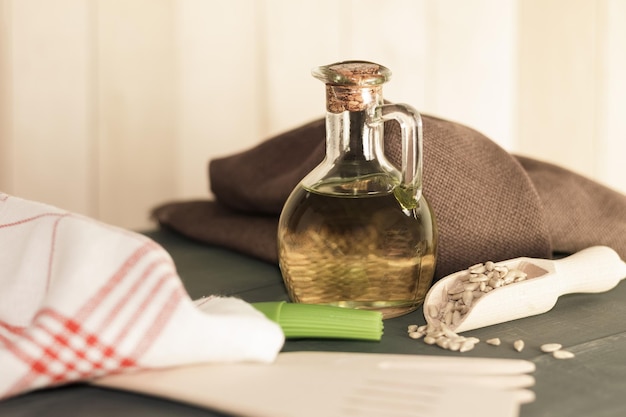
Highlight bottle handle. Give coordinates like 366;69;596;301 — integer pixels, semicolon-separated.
378;104;424;202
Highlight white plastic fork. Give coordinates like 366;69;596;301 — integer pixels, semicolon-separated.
95;351;535;417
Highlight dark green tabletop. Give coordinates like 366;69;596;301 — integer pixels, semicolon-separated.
2;229;625;416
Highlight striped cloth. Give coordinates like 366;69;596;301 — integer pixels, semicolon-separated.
0;193;284;400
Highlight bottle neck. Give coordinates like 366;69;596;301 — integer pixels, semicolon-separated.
324;85;383;163
325;111;373;161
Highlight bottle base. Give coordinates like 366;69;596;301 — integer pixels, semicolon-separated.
305;299;424;320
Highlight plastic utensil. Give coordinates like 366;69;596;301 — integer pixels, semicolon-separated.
423;246;626;333
95;351;536;417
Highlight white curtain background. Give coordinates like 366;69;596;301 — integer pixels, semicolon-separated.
1;0;625;230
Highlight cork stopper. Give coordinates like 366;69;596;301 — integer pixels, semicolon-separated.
312;61;391;113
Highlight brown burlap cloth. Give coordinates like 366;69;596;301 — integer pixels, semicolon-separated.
153;115;626;281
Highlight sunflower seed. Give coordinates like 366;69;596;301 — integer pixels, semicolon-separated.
469;273;489;283
447;283;466;295
469;263;485;272
459;340;476;352
486;338;501;346
423;336;437;345
436;337;451;349
462;290;474;306
448;341;461;351
469;265;487;274
452;310;462;326
494;265;509;275
489;277;503;288
441;325;458;339
540;343;563;353
443;301;455;314
553;350;575;359
502;276;516;285
450;292;464;301
463;282;480;291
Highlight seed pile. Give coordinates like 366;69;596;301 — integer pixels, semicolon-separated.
407;325;576;359
408;323;479;352
426;261;529;328
408;259;575;359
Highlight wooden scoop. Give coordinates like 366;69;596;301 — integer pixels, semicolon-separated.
423;246;626;333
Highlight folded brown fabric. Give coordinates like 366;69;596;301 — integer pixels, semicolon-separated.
153;115;626;281
517;155;626;257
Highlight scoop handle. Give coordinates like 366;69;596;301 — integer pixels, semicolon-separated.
554;246;626;295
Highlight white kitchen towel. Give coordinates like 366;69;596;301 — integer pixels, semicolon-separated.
0;192;285;400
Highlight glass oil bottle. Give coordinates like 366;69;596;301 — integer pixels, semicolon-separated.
277;61;437;319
